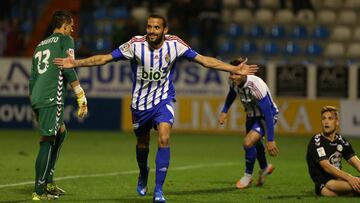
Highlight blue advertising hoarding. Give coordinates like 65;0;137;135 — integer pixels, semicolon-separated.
0;97;122;130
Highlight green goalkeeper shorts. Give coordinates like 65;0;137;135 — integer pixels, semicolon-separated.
33;105;64;136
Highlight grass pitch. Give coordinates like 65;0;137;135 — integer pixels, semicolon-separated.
0;130;359;202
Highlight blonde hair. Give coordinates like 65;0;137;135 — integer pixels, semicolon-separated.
321;106;339;118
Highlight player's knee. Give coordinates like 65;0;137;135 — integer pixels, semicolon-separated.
137;134;150;147
321;187;337;196
158;135;169;147
243;139;253;148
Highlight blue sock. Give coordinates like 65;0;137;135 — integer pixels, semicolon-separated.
155;147;170;192
136;146;149;177
256;141;268;170
244;146;257;175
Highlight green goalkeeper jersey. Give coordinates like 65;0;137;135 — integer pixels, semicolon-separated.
29;33;78;109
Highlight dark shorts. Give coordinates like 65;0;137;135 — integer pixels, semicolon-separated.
33;105;64;136
246;116;277;137
131;100;174;136
314;177;332;195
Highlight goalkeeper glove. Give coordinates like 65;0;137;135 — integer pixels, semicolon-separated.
74;85;88;118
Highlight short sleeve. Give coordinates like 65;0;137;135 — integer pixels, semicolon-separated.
342;138;355;160
171;35;197;59
112;39;135;61
308;137;328;163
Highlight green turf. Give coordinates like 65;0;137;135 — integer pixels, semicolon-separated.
0;130;359;202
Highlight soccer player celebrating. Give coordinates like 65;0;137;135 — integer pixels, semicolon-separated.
306;106;360;196
54;14;258;202
29;10;88;200
218;58;278;189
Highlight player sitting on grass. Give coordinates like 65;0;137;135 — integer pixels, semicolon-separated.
218;57;279;189
306;106;360;196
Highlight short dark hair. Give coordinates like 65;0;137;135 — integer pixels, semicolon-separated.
229;57;246;66
321;106;339;118
50;10;72;30
148;14;167;28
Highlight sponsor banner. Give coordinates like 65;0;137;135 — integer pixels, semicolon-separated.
122;96;339;135
276;64;307;97
317;65;348;98
0;58;229;98
340;101;360;137
0;97;121;130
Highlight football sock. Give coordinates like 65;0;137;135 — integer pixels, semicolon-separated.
46;129;66;183
155;147;170;192
244;146;257;175
35;141;53;195
256;141;268;170
136;145;149;177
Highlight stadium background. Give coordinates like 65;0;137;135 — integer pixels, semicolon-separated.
1;0;360;137
1;0;360;202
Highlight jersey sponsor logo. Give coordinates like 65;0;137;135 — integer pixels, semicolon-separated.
316;147;326;157
141;68;164;81
329;151;342;169
337;144;343;152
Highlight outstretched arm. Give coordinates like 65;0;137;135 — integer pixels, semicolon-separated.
347;155;360;173
193;54;258;75
54;53;113;68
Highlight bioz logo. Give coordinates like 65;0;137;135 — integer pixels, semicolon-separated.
141;67;166;81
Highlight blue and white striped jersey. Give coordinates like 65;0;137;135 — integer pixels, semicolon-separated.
228;75;278;118
111;35;198;110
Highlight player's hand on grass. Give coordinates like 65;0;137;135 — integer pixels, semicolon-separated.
348;176;360;193
236;58;259;75
76;91;88;119
218;112;227;125
53;50;76;69
266;141;278;156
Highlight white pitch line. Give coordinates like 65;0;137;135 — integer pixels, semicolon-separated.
0;162;238;189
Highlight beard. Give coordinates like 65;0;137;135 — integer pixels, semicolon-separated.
146;34;164;47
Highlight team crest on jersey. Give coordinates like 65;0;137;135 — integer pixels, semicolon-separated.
337;144;343;152
165;54;170;63
120;42;131;52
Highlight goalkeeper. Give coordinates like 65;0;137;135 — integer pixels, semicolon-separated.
29;10;87;201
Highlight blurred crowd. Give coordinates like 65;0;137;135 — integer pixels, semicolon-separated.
0;0;342;61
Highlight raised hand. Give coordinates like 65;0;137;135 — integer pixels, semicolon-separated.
236;58;259;75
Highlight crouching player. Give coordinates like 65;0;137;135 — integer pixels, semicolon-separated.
306;106;360;196
218;58;279;189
